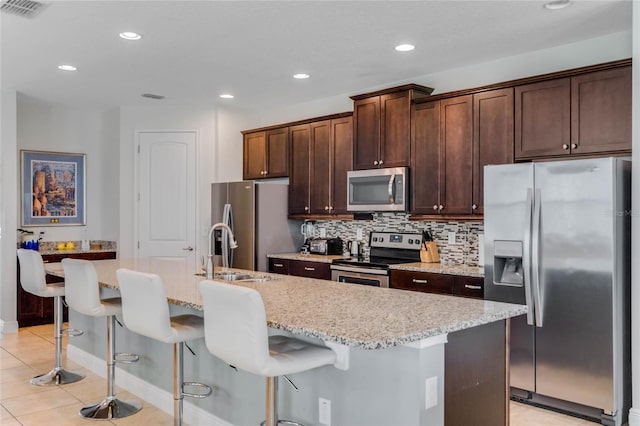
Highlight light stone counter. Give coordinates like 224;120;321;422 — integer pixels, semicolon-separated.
390;262;485;278
267;252;344;263
45;257;523;350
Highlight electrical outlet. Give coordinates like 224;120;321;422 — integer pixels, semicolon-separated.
425;376;438;409
448;232;456;245
356;228;363;240
319;397;331;426
319;228;326;238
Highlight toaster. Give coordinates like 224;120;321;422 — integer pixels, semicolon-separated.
309;238;343;255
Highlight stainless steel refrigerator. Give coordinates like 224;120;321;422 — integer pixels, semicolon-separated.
211;181;303;272
484;157;631;425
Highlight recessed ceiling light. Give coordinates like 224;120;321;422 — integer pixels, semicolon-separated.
395;44;415;52
58;65;77;71
119;32;142;40
293;73;310;79
543;0;571;10
219;94;234;99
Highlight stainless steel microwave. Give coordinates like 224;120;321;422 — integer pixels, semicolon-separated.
347;167;408;212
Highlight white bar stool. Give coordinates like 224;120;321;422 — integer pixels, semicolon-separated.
198;280;337;426
16;249;85;386
61;258;142;419
116;268;212;426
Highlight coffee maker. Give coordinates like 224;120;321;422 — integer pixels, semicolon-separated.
299;220;316;254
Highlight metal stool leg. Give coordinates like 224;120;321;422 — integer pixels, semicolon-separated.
30;296;85;386
79;315;142;419
174;341;184;426
262;377;303;426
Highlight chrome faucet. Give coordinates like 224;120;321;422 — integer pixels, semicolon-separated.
206;222;238;279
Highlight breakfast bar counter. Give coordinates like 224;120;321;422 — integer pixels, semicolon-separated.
45;258;525;426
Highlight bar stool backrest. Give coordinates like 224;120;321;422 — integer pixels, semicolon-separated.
199;280;271;375
61;259;104;316
116;269;175;342
17;249;49;297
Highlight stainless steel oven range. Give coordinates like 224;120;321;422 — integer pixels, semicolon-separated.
330;231;423;287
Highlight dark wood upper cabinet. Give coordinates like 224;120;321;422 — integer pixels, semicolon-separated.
472;88;514;215
411;101;441;214
288;116;353;217
242;127;289;180
288;124;311;215
570;66;631;154
440;95;474;216
352;84;433;170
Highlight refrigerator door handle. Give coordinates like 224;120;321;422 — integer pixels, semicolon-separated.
523;188;535;326
222;203;233;268
531;188;543;327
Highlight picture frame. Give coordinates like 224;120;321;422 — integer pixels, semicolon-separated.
21;150;86;226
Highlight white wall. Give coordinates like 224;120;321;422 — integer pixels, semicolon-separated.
16;95;119;243
215;105;255;183
118;105;219;262
0;90;18;333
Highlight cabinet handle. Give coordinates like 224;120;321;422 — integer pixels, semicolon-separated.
472;204;477;210
304;267;316;271
412;279;428;284
562;144;569;150
379;160;384;166
264;170;268;175
433;205;438;211
304;206;309;211
438;205;444;211
273;263;284;267
329;206;333;211
571;143;577;149
325;206;329;211
464;284;482;290
373;160;379;166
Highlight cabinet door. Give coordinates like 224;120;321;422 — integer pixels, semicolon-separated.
265;127;289;178
440;95;473;215
268;258;290;275
288;124;311;215
309;121;331;215
571;67;631;155
243;131;266;180
380;91;410;168
330;116;353;214
411;101;441;214
515;78;571;159
473;88;514;215
390;270;454;295
289;260;331;280
453;276;484;299
353;97;380;170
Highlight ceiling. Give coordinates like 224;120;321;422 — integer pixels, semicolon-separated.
0;0;632;111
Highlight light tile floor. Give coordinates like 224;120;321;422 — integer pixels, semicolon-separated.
1;324;596;425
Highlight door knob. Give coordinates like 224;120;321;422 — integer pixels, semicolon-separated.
182;246;194;251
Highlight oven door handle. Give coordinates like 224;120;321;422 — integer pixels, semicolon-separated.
330;265;389;276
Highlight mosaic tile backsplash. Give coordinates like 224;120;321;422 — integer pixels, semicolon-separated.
307;213;483;266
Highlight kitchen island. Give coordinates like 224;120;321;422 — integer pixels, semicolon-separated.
46;258;526;426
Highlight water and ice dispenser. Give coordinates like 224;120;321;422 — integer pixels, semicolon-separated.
493;240;524;286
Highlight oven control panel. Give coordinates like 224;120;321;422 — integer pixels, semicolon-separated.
369;232;423;250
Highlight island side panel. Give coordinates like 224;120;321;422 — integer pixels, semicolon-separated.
444;319;507;426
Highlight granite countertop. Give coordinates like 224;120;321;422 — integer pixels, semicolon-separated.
45;258;525;350
390;262;484;278
267;253;345;263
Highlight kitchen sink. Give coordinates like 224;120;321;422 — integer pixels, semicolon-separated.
194;271;279;282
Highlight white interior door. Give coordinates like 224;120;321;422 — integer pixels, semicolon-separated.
137;131;197;260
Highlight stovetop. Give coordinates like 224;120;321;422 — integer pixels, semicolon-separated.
331;231;423;270
331;256;415;270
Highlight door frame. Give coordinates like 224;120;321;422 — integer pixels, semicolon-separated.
133;129;200;260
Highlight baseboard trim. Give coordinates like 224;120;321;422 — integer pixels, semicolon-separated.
67;344;232;426
0;320;19;334
628;407;640;426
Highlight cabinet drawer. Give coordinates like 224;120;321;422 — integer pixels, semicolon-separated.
42;251;116;264
390;270;454;295
453;276;484;299
289;260;331;280
268;258;290;275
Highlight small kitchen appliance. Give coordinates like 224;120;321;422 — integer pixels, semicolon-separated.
309;237;343;255
331;232;423;287
347;167;408;212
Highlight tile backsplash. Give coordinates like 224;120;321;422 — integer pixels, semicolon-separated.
308;213;483;266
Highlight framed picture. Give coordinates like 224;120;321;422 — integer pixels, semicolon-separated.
21;150;86;226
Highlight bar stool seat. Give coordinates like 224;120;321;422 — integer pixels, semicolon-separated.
116;269;212;426
17;249;85;386
62;259;142;420
198;279;336;426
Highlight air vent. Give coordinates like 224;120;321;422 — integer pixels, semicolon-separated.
1;0;46;17
141;93;165;100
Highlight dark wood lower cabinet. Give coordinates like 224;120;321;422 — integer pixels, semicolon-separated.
268;258;331;280
445;320;507;426
17;251;116;327
389;270;484;299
